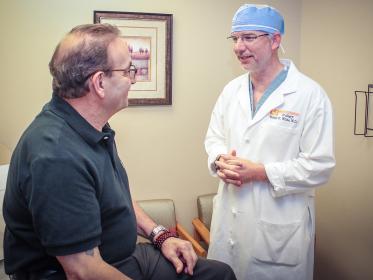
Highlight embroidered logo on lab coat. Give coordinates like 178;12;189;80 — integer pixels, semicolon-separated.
269;109;299;124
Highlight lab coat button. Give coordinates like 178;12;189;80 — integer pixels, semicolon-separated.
232;208;237;216
229;239;235;246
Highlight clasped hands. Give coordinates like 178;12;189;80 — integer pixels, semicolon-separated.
215;150;267;186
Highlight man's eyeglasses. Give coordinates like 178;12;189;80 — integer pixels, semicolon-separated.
83;64;138;82
227;33;269;44
109;64;137;80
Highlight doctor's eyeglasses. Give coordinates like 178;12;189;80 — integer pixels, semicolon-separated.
227;33;269;44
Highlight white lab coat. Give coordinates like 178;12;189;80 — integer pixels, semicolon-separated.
205;60;335;280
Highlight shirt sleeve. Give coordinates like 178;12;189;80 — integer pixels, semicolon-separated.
27;155;101;256
265;89;336;198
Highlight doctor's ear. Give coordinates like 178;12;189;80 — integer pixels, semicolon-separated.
271;33;282;50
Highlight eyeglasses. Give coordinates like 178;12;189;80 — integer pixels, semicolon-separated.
109;64;137;80
83;64;138;83
227;33;269;44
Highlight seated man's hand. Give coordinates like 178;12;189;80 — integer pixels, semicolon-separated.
161;237;197;275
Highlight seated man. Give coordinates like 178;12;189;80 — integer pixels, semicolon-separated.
3;23;236;280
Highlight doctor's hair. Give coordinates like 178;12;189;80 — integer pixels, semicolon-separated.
49;23;120;99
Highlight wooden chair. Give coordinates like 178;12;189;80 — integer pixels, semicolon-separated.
137;199;207;257
191;193;216;251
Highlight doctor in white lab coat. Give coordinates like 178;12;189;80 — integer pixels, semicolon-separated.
205;4;335;280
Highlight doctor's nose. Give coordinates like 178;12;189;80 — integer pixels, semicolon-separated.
234;39;249;52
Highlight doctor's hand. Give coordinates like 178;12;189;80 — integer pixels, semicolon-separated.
160;237;198;275
216;157;268;186
215;150;242;186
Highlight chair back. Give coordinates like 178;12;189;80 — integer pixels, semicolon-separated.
197;193;215;230
136;199;177;243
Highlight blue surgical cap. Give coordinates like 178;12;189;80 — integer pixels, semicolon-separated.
231;4;284;35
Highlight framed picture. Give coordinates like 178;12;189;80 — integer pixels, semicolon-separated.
94;11;172;106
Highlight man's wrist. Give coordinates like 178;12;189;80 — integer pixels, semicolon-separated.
214;154;222;171
153;230;179;250
148;225;167;242
253;163;268;181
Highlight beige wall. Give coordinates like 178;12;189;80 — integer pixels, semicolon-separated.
300;0;373;279
0;0;300;228
0;143;10;165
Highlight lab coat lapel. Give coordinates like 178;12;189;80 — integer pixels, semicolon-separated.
252;90;284;125
251;62;299;126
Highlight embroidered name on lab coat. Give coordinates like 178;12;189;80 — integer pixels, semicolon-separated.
270;109;299;124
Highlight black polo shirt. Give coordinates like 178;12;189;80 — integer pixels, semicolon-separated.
3;95;137;274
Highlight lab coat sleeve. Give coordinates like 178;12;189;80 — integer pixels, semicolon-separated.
265;90;335;197
205;93;228;176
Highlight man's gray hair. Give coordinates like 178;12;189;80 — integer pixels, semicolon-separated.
49;24;120;99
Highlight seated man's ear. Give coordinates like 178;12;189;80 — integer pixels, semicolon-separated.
90;71;105;98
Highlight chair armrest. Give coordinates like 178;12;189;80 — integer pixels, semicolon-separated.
192;218;210;245
176;223;207;257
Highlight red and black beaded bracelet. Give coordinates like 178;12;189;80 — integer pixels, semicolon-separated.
153;230;179;249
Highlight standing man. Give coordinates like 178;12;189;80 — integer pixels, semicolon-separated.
3;24;236;280
205;4;335;280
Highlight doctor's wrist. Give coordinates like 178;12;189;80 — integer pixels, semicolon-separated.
255;163;268;181
214;154;222;171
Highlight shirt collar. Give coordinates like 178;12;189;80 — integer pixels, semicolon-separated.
46;94;114;146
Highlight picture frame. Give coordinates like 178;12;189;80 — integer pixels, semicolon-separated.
94;11;172;106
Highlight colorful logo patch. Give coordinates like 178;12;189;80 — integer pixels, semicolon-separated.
270;109;299;124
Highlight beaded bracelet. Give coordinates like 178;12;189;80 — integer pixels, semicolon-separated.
153;230;179;250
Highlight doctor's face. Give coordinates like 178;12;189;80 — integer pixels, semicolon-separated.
231;30;275;73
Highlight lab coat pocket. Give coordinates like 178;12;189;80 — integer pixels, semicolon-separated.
253;219;304;266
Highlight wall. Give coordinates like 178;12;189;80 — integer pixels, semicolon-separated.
300;0;373;279
0;144;10;165
0;0;301;231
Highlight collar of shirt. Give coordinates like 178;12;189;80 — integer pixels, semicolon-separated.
46;94;114;146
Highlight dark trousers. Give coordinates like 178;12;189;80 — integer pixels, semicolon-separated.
10;243;236;280
9;268;64;280
116;243;236;280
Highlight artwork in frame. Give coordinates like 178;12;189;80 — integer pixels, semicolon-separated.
94;11;172;106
